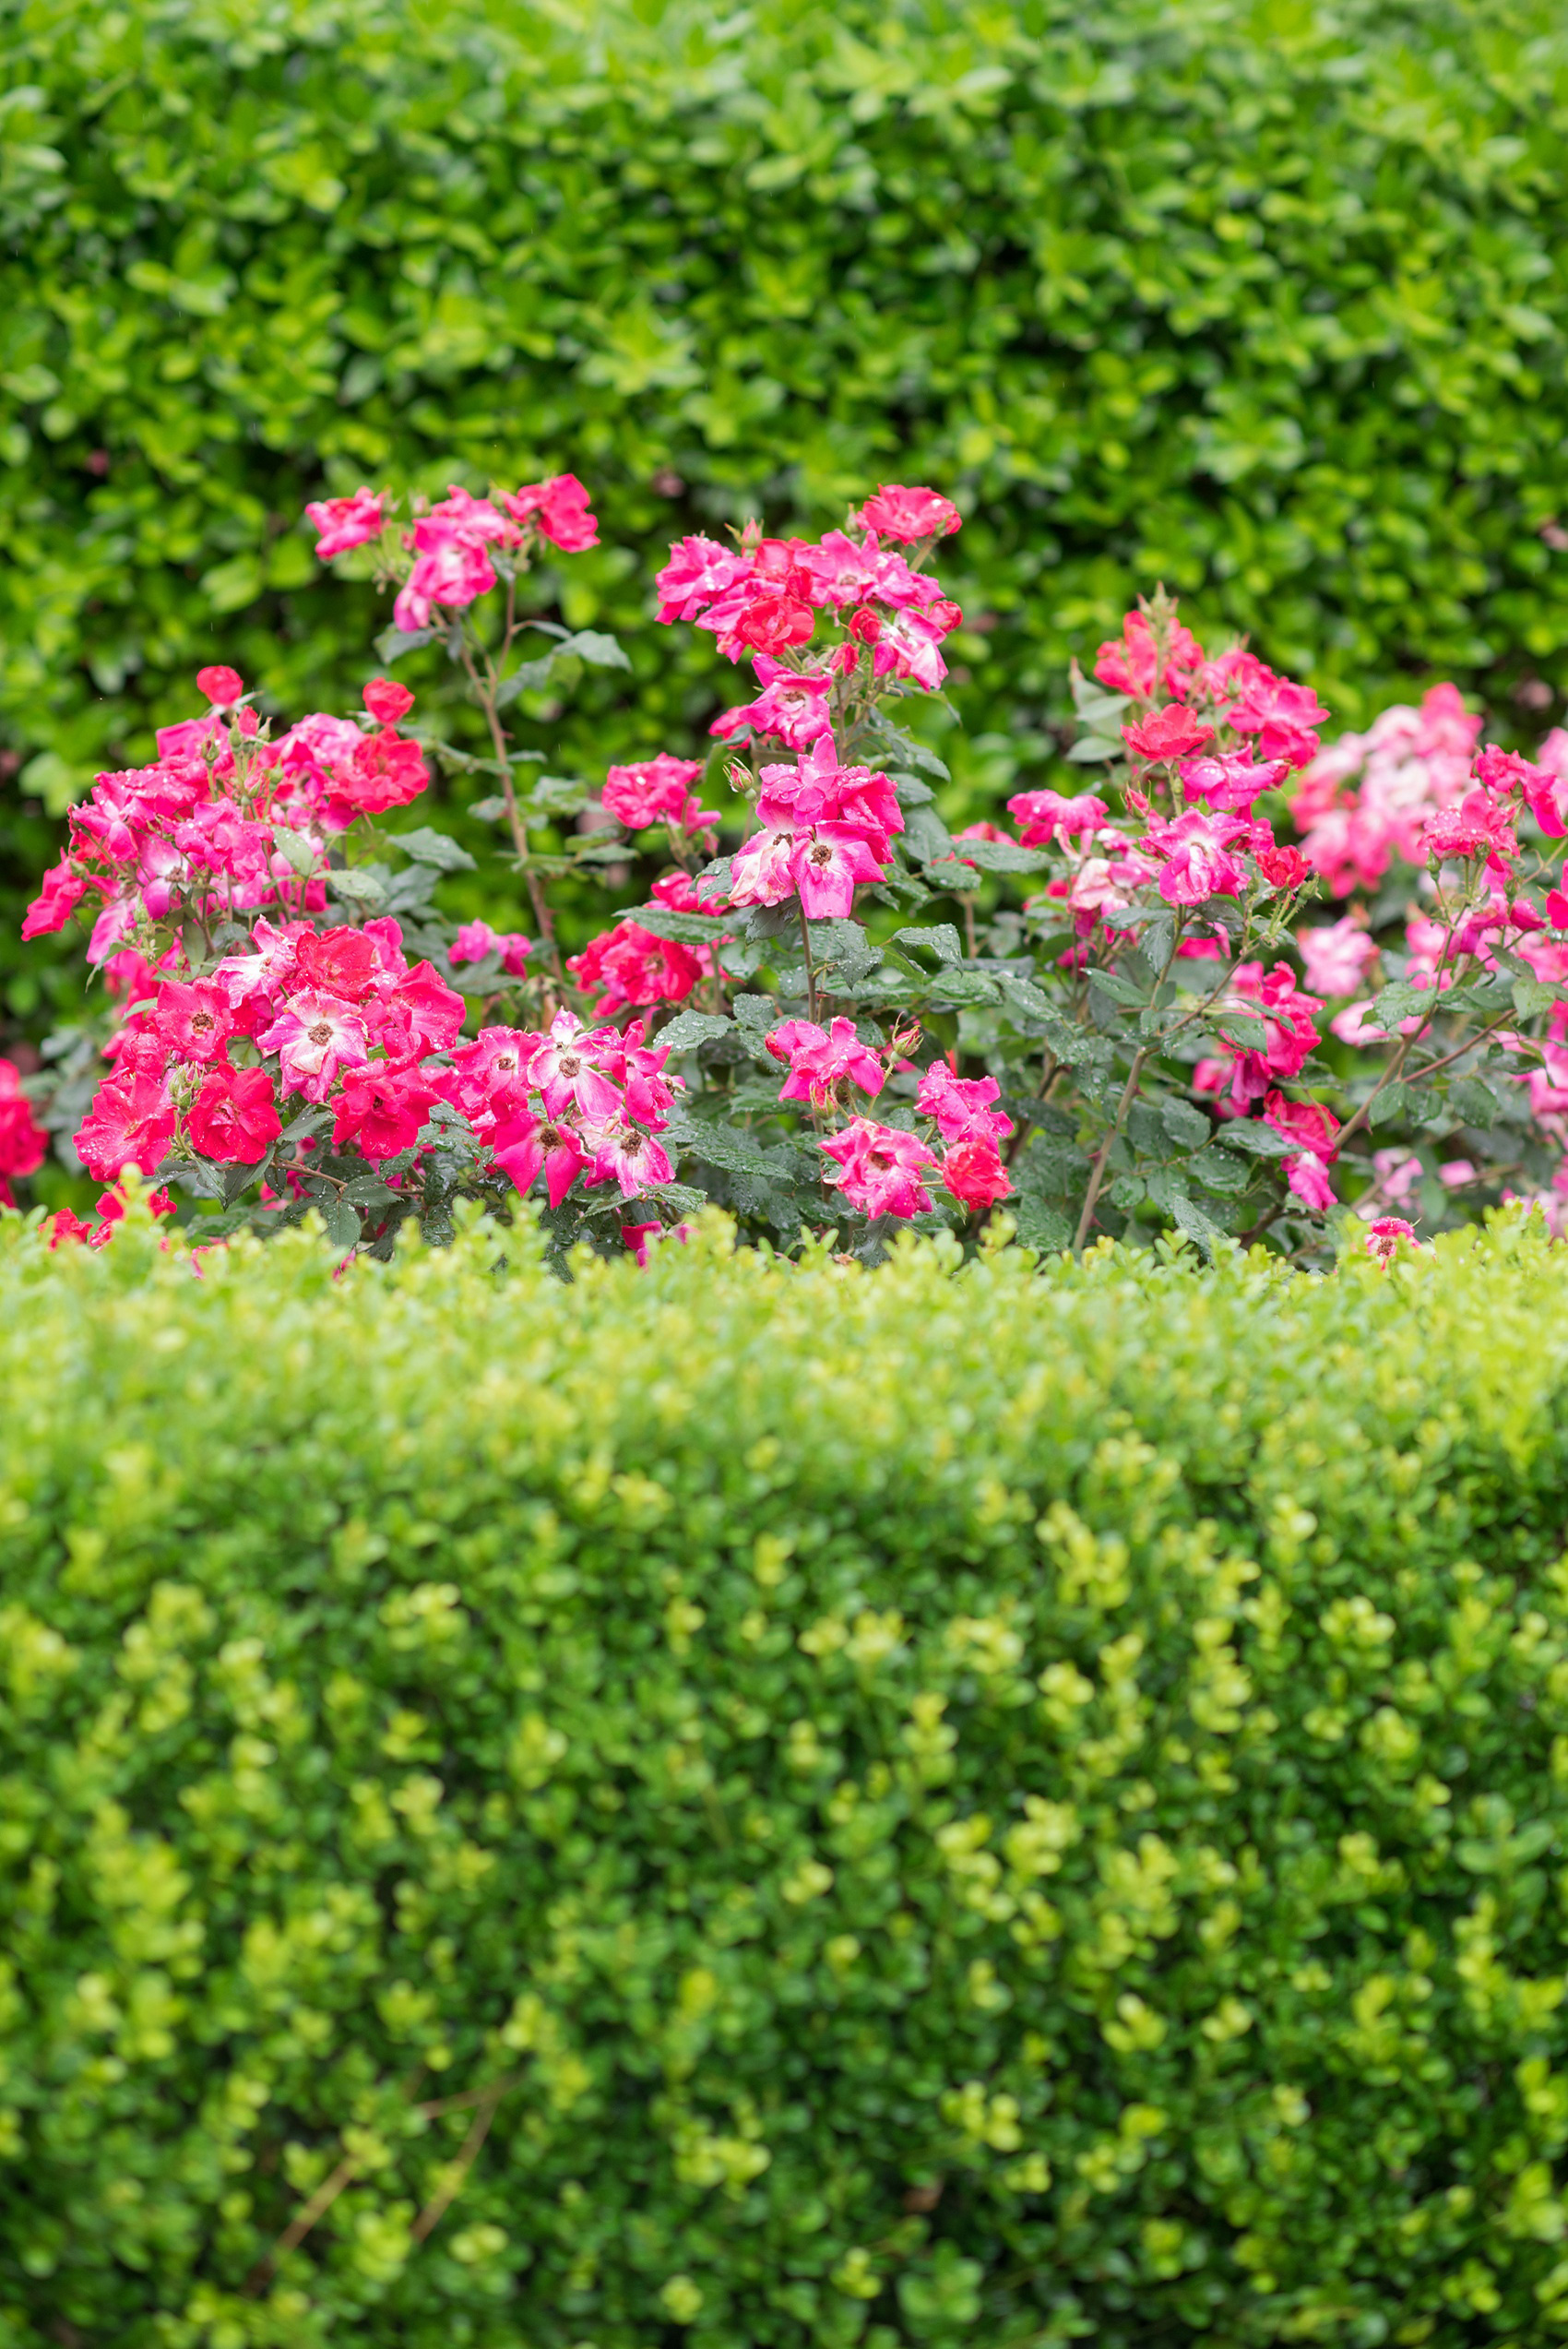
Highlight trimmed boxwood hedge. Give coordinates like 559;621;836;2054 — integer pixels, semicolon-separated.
5;1203;1568;2346
6;0;1568;1040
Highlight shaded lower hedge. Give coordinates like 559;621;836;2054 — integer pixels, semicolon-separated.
5;1210;1568;2347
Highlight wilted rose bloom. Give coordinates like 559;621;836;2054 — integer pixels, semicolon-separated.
1364;1215;1419;1264
820;1116;937;1219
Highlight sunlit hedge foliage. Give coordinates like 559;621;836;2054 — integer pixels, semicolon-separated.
5;1204;1568;2343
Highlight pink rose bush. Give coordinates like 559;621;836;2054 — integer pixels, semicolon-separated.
15;474;1568;1268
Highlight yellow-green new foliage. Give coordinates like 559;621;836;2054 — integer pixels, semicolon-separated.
4;1207;1568;2345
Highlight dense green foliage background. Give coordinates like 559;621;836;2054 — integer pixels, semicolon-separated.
5;1206;1568;2344
6;0;1568;1043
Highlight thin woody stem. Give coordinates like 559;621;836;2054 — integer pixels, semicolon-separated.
1074;1045;1149;1251
458;638;564;995
411;2085;507;2244
243;2154;360;2294
799;899;818;1023
1072;922;1189;1251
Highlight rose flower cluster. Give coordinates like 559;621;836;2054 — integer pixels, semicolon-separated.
16;453;1568;1270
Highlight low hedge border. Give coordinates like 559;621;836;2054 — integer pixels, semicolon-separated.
3;1207;1568;2345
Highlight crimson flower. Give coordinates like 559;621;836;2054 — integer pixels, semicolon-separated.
1255;844;1311;889
1123;705;1216;763
186;1067;282;1163
362;676;414;725
738;595;814;656
21;854;88;940
331;1067;440;1161
196;665;244;707
0;1059;46;1205
330;729;430;817
941;1135;1013;1210
76;1072;177;1180
568;922;703;1018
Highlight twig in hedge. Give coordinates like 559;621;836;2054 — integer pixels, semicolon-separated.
243;2152;361;2294
410;2081;509;2244
415;2075;519;2121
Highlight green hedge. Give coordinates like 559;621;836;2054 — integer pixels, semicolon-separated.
6;0;1568;1038
6;1205;1568;2344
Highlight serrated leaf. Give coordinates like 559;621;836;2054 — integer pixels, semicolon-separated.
1186;1145;1249;1194
1216;1120;1294;1158
1214;1010;1268;1050
1368;1080;1410;1127
629;904;731;944
494;655;559;706
1445;1077;1499;1128
938;837;1050;874
1372;980;1430;1029
922;855;982;892
279;1106;331;1144
872;733;948;781
808;916;880;980
1012;1197;1074;1251
1161;1097;1212;1151
321;1198;361;1251
1171;1195;1227;1260
271;826;318;875
222;1155;264;1207
656;1009;736;1053
390;825;476;872
519;774;591;820
1513;975;1559;1018
1088;969;1148;1010
887;769;935;805
327;867;388;909
890;924;963;967
1070;671;1129;721
1065;733;1125;765
374;624;437;663
927;967;1000;1008
558;627;630;670
903;804;955;864
342;1174;402;1208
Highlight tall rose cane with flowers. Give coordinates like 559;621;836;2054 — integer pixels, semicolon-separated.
14;468;1568;1267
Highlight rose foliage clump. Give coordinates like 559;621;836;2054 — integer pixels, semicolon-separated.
4;1204;1568;2345
15;471;1568;1265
